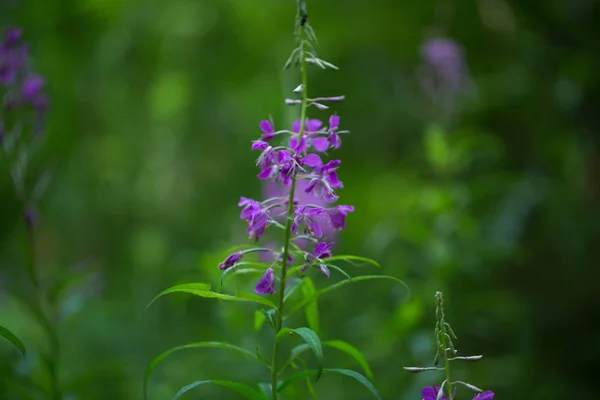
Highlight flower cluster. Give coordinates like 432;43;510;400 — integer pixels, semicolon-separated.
0;27;48;139
422;384;494;400
218;115;354;295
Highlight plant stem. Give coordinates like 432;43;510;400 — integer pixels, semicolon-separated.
22;219;62;400
270;24;309;400
436;292;453;399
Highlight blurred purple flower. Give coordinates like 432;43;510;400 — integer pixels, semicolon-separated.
419;36;472;113
21;74;44;100
25;205;36;228
473;390;494;400
255;267;275;295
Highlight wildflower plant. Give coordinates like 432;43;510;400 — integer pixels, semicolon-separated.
145;1;408;399
0;26;66;399
404;292;494;400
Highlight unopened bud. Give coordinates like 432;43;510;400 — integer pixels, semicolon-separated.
285;99;301;105
310;102;328;110
293;84;303;93
403;367;424;373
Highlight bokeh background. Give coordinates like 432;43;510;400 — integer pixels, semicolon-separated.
1;0;600;399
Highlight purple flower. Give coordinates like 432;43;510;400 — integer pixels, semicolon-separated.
25;205;36;228
421;37;465;89
289;119;329;153
5;28;22;45
304;159;343;202
473;391;494;400
292;205;326;238
304;241;335;277
327;115;342;149
238;197;270;240
326;205;354;230
259;119;276;141
255;267;275;295
218;252;243;271
421;385;449;400
21;74;44;101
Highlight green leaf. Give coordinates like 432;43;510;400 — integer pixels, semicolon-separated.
0;324;25;355
286;275;410;318
325;264;352;280
172;380;268;400
278;369;381;399
220;263;272;287
254;310;266;331
301;278;319;334
321;255;381;269
144;341;266;399
292;327;323;381
324;340;373;380
276;327;293;342
283;276;304;302
147;283;276;309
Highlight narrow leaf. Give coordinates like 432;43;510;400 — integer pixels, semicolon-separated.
144;342;266;399
301;278;319;334
292;327;323;381
321;255;381;269
147;283;276;309
172;380;268;400
286;275;410;318
278;369;381;399
324;340;373;380
283;277;304;302
0;324;26;355
325;264;352;280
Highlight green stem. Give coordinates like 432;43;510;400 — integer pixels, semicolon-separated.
270;25;309;400
439;324;453;399
22;220;62;400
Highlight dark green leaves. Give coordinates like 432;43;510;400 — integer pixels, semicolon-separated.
172;380;268;400
0;324;25;355
324;340;373;380
278;368;381;399
144;342;267;400
147;283;276;309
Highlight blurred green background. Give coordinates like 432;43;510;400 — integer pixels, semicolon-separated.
1;0;600;399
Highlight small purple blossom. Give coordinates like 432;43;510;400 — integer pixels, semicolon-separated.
238;197;270;240
291;205;325;238
304;241;335;277
290;118;330;153
473;390;494;400
304;159;343;202
327;115;342;149
421;385;449;400
21;74;44;101
259;119;276;141
254;267;275;295
218;252;243;271
326;205;354;230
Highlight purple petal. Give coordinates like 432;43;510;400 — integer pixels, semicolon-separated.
325;170;343;189
254;268;275;295
306;119;323;132
251;140;269;151
260;120;274;134
310;137;330;152
258;165;277;180
303;153;322;167
304;179;319;194
330;133;342;149
329;115;340;130
306;218;323;238
291;120;302;133
318;264;330;278
473;391;495;400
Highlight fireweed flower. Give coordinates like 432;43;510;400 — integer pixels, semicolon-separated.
422;385;451;400
259;119;276;141
473;390;495;399
254;267;275;295
418;36;472;114
303;159;343;202
303;241;334;277
291;205;326;238
326;204;355;230
218;252;243;271
290;118;329;153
